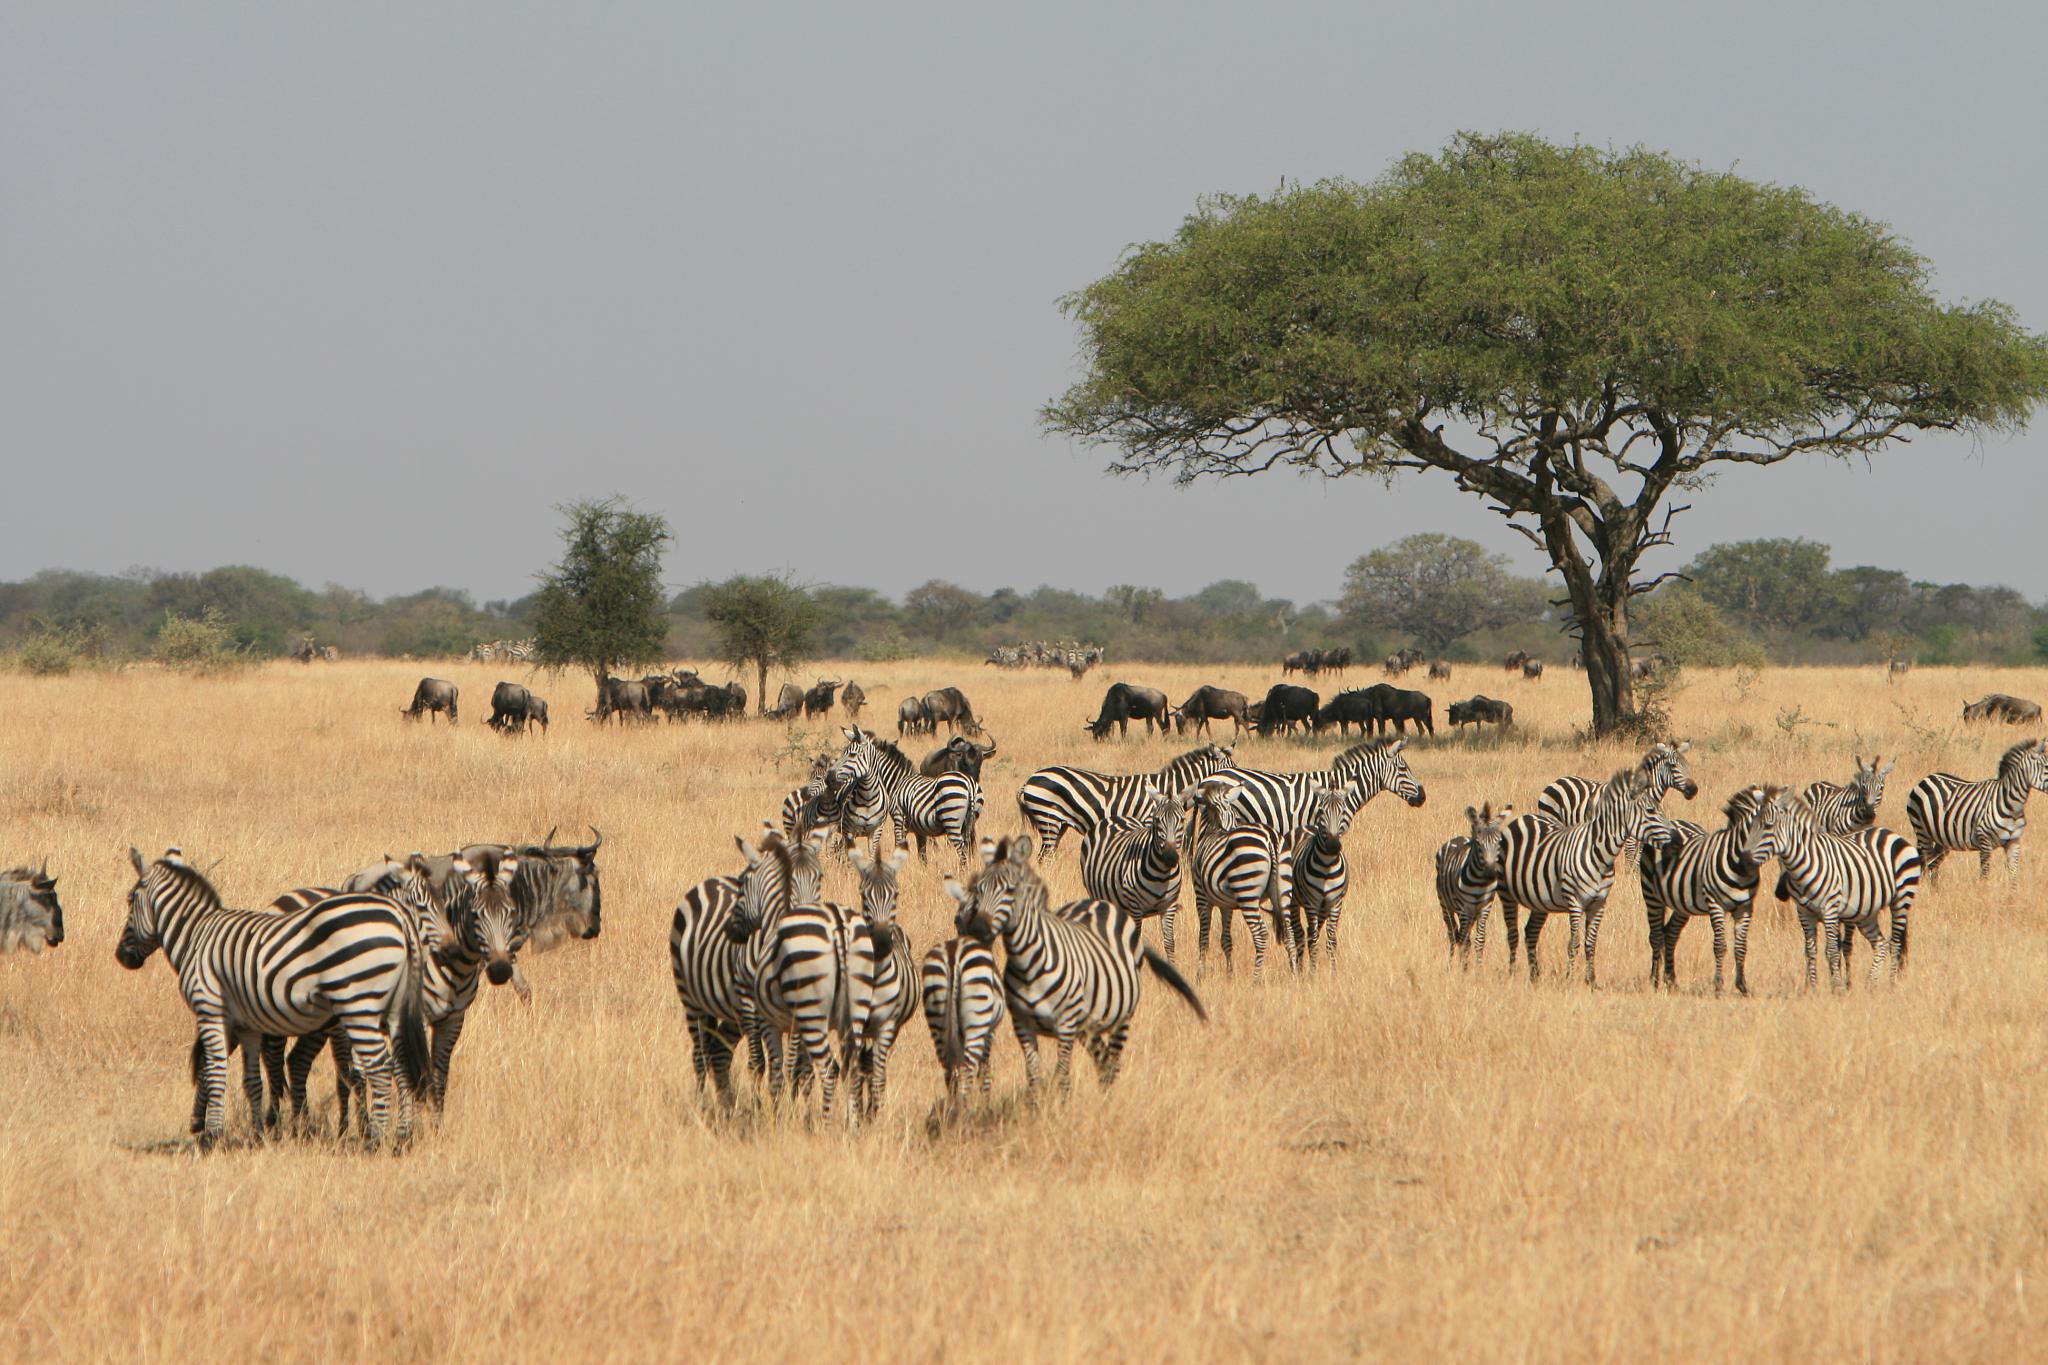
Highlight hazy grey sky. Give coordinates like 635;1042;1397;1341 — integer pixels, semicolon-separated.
6;2;2044;607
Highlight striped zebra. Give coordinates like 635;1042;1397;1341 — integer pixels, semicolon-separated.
1770;756;1893;902
1434;804;1512;968
726;830;874;1120
1770;790;1921;989
1638;785;1776;996
118;848;431;1149
847;849;916;1118
1015;743;1236;862
921;936;1003;1102
945;834;1206;1095
1496;769;1676;985
1534;741;1699;864
779;754;844;843
1291;782;1363;967
1905;738;2048;887
1179;779;1289;981
829;727;982;866
1201;738;1427;852
668;827;826;1104
1078;791;1185;948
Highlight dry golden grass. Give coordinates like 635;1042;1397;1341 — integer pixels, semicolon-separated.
2;658;2046;1362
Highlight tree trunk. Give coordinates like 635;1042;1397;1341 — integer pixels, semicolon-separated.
1536;502;1640;737
756;657;769;715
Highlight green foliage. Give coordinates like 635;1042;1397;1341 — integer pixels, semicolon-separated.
1631;588;1766;669
2034;622;2048;663
1339;534;1548;654
1686;540;1846;636
855;629;917;663
703;574;821;705
13;618;113;675
153;607;251;675
532;499;673;681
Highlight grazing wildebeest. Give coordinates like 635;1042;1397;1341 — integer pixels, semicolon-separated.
1522;659;1545;681
896;695;931;736
764;681;804;720
1963;693;2043;725
1448;696;1514;729
1503;650;1530;672
1087;682;1171;740
922;687;983;737
591;677;653;724
721;681;747;718
921;734;998;780
842;680;866;720
1282;649;1325;677
1245;700;1265;729
804;678;842;718
1324;646;1355;679
1173;685;1249;737
1630;656;1663;681
1429;659;1453;681
488;681;549;734
1311;690;1379;737
402;677;459;724
1256;684;1320;736
1363;682;1435;736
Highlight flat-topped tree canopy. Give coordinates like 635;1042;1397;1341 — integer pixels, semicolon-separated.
1044;132;2048;733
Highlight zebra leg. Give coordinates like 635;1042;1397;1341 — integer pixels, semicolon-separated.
1218;899;1235;973
1090;1024;1130;1089
1323;905;1344;964
864;1017;901;1119
188;1033;211;1135
1798;910;1820;990
194;1016;232;1150
1469;904;1488;969
260;1035;287;1128
1978;842;1995;878
1499;893;1521;966
1010;1011;1045;1096
1244;904;1272;983
1565;908;1584;977
1194;891;1213;963
1731;905;1754;997
238;1030;268;1141
1582;899;1608;988
284;1032;327;1131
1052;1030;1079;1096
1646;903;1667;989
429;1012;467;1111
1161;901;1177;960
1522;909;1547;983
339;1019;397;1149
1920;846;1945;886
915;833;930;863
1892;895;1911;977
1859;921;1889;986
1707;905;1729;997
1822;909;1845;991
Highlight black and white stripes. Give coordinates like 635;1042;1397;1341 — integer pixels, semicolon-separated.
1905;739;2048;886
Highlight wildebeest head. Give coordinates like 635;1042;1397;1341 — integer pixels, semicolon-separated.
0;863;63;953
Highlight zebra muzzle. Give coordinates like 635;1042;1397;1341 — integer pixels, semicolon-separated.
486;959;514;986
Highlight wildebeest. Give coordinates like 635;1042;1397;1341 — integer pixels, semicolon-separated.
1522;659;1545;681
1256;684;1320;736
1283;649;1325;676
1172;685;1249;737
1448;696;1514;729
764;681;804;720
920;734;998;780
1631;656;1663;681
1087;682;1171;740
1429;659;1453;681
1362;682;1434;736
922;687;983;737
722;681;747;718
488;681;549;734
1382;647;1425;677
1311;690;1379;736
897;695;931;735
1503;650;1530;672
804;678;842;718
591;677;653;724
1888;657;1912;682
1324;646;1355;679
1963;693;2043;725
841;680;866;720
402;677;459;724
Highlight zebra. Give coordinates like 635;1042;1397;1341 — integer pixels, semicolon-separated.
921;936;1003;1102
1178;779;1289;981
1015;743;1236;862
945;834;1206;1095
1769;790;1921;990
1290;781;1368;967
1638;785;1776;996
1771;755;1895;905
1905;738;2048;888
1201;737;1427;860
117;848;430;1149
829;727;982;866
668;827;826;1105
0;864;63;954
847;849;916;1118
1078;790;1185;949
779;754;845;843
1434;803;1512;968
726;829;873;1121
1495;768;1676;985
1535;740;1699;829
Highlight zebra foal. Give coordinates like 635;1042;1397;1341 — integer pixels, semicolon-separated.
1769;790;1921;990
1434;804;1511;968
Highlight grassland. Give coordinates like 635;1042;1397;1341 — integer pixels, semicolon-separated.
1;658;2044;1362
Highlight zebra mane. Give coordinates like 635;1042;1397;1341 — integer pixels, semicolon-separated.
1999;739;2046;778
869;737;914;779
150;855;226;912
1721;785;1768;824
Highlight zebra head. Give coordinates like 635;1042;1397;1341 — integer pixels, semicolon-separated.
1765;787;1818;855
1647;741;1700;801
117;846;212;969
0;863;63;953
1462;804;1512;876
848;848;908;953
452;846;524;987
1335;738;1426;809
1310;784;1364;844
1849;755;1895;826
728;829;819;945
945;834;1037;944
1722;786;1778;871
2001;738;2048;792
829;727;878;793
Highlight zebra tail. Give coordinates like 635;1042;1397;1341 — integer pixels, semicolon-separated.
943;951;967;1071
1141;947;1208;1023
389;935;433;1095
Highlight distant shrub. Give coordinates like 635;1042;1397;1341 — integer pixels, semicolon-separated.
13;619;115;676
855;630;917;663
154;608;252;675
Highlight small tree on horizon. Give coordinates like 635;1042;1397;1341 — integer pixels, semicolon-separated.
532;498;673;691
703;574;821;712
1339;533;1548;656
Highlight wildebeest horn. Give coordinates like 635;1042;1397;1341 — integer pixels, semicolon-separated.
542;825;558;849
585;826;603;854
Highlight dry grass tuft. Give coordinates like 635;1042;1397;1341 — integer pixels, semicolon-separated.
2;659;2046;1360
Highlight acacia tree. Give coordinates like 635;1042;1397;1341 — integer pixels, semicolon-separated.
702;574;820;712
532;499;673;690
1044;133;2048;733
1340;533;1547;655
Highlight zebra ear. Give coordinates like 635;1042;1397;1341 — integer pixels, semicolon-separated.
943;875;969;905
1388;738;1406;753
128;846;147;877
978;837;998;867
1008;835;1036;867
1498;804;1514;821
736;835;761;867
1465;805;1479;823
888;848;908;872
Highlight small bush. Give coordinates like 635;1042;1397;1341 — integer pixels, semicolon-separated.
855;630;917;663
13;619;115;676
154;608;252;675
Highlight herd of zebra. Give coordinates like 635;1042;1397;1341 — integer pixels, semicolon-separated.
466;638;536;664
985;641;1107;677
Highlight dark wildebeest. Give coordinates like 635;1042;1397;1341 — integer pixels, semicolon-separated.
922;687;983;737
1172;685;1248;737
402;677;459;724
1086;682;1171;740
1963;693;2043;725
1282;649;1325;677
719;681;746;719
1503;650;1529;672
1428;659;1453;681
1363;682;1434;736
1522;659;1544;681
920;734;998;780
841;680;866;720
897;696;930;736
1448;696;1514;729
1630;656;1662;681
763;681;804;720
1256;684;1319;736
1324;646;1354;679
804;678;842;718
1245;700;1265;729
591;677;653;724
1311;689;1379;737
488;681;548;735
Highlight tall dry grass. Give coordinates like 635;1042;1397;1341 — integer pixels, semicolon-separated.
1;658;2045;1362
